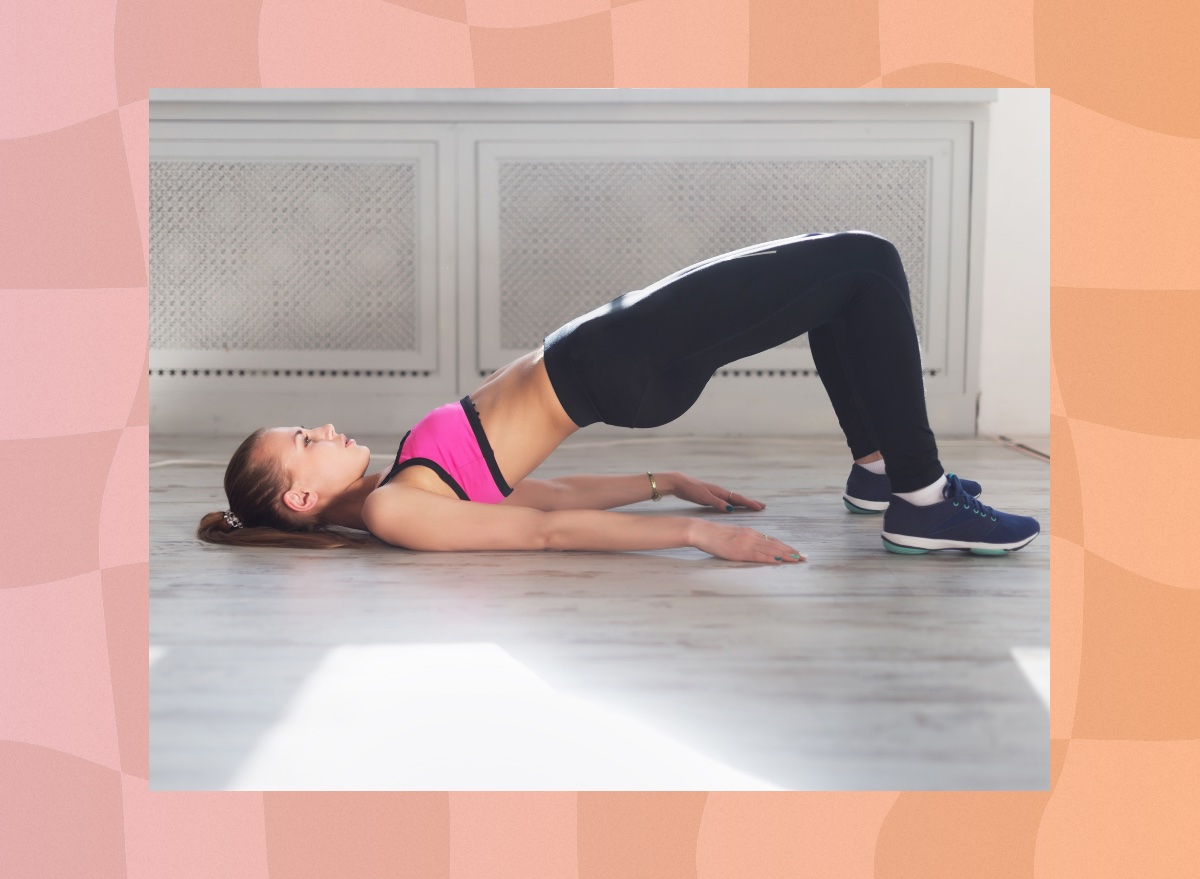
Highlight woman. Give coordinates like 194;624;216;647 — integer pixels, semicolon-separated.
198;231;1040;562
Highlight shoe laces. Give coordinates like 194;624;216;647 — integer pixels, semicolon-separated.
944;473;998;521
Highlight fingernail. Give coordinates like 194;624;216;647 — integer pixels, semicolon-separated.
774;556;782;561
790;553;801;559
725;505;734;512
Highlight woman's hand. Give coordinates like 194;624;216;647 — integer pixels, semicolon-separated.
664;471;766;513
689;519;805;564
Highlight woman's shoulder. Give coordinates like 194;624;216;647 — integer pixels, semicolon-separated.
362;477;428;524
361;475;480;549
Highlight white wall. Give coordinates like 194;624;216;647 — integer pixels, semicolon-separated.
977;89;1050;437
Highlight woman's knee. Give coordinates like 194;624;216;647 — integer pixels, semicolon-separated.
838;230;902;266
839;232;909;297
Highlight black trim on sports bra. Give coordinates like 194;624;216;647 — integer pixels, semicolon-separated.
459;395;514;497
376;431;411;489
376;430;471;500
390;458;470;500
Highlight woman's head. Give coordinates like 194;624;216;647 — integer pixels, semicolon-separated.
197;423;376;549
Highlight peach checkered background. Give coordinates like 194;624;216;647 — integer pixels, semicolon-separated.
2;0;1198;876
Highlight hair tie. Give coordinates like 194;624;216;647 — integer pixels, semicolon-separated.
223;510;243;529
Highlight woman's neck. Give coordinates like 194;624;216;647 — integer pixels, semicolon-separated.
319;471;383;532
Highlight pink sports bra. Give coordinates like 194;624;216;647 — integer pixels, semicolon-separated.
375;396;513;504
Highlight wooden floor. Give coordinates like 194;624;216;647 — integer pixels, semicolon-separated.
150;432;1049;791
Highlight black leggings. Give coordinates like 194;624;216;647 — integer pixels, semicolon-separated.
542;231;943;493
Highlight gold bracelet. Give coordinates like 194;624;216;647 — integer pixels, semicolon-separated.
647;471;662;501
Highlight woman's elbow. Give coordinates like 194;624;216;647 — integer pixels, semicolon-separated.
478;510;554;552
538;511;574;551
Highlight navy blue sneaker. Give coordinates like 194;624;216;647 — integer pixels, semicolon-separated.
844;465;981;514
880;473;1040;555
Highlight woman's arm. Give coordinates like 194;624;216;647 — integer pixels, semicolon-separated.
503;472;766;513
362;484;802;563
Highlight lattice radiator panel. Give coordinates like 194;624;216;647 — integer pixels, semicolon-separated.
496;159;930;351
150;161;419;351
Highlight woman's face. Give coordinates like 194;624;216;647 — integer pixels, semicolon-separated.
256;423;373;515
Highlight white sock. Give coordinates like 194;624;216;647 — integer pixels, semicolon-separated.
895;474;948;506
859;458;886;475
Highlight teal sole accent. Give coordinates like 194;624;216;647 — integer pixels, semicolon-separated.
882;537;928;554
969;547;1008;556
844;498;884;514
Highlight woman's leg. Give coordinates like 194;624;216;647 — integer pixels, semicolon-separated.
543;231;942;492
808;318;880;461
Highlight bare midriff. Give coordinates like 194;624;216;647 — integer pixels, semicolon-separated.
386;346;582;496
469;346;583;483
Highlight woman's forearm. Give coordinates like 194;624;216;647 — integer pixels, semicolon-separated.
549;472;677;510
542;508;694;552
540;510;800;564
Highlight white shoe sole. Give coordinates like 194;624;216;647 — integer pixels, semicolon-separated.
881;530;1039;553
844;494;889;513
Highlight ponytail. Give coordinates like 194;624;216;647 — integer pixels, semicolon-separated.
196;511;377;549
196;428;379;550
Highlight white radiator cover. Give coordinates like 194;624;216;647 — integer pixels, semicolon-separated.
152;160;421;353
149;89;994;438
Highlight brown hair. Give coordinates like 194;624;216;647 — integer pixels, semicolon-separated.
197;428;378;550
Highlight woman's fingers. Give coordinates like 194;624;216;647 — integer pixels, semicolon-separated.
698;521;804;564
710;486;766;512
765;537;804;562
746;529;805;562
731;492;766;511
708;492;731;513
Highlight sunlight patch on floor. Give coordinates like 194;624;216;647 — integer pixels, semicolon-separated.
1010;646;1050;711
226;643;785;790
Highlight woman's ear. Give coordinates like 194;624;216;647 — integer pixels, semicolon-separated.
283;487;318;514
